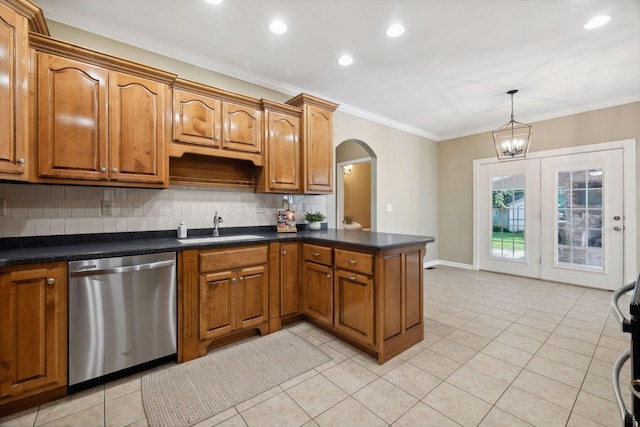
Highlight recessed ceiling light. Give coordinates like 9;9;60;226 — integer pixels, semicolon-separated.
269;20;287;34
205;0;223;4
584;15;611;29
337;55;354;66
386;24;405;38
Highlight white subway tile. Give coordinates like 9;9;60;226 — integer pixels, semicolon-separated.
50;186;65;201
57;201;72;218
35;219;51;235
64;186;79;201
78;187;92;201
19;185;35;201
27;201;43;218
91;218;104;233
11;200;27;219
3;184;19;201
2;218;19;237
77;218;92;234
50;218;65;235
71;201;85;218
20;219;35;236
43;202;58;218
35;185;51;201
64;218;79;234
103;217;116;233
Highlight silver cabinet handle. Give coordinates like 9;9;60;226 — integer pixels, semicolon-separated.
47;277;55;285
239;277;244;281
347;259;357;265
348;276;356;281
232;278;236;283
100;167;107;172
112;168;118;173
272;180;276;183
18;158;25;165
312;252;320;257
282;251;287;255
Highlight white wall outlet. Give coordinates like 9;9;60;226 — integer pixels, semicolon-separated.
387;204;393;212
100;201;113;216
0;199;6;216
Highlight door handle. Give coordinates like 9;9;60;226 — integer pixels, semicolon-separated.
614;226;622;231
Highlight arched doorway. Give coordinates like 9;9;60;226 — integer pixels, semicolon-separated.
336;139;377;231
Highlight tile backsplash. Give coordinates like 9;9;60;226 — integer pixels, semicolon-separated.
0;183;327;238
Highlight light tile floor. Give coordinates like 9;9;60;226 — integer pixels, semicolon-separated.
0;266;631;426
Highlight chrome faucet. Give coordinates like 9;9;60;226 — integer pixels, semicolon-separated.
213;212;223;236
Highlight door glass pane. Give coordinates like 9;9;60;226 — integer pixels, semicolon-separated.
491;175;525;260
556;168;603;270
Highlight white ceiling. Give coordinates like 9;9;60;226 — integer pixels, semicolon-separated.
33;0;640;141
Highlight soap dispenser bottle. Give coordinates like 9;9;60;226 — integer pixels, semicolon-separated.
178;220;187;238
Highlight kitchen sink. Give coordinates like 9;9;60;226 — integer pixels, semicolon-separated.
177;235;266;244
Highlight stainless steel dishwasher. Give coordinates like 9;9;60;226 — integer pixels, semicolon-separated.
68;252;177;388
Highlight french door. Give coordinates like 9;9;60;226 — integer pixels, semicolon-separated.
478;159;540;278
477;148;625;290
540;150;624;289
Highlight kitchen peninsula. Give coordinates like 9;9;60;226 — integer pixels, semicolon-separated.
0;227;433;415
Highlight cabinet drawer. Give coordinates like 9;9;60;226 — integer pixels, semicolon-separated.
302;244;332;266
200;245;268;272
334;249;373;275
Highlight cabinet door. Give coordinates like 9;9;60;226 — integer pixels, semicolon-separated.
222;101;262;153
236;265;268;329
0;3;29;180
280;242;300;317
334;269;374;346
0;263;67;399
302;261;333;325
304;105;333;193
110;72;168;185
172;89;221;148
200;270;236;340
37;53;109;181
267;111;299;192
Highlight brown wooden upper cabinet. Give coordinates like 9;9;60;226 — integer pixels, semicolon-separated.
287;94;338;194
257;100;301;193
171;79;263;165
31;34;175;188
0;0;47;182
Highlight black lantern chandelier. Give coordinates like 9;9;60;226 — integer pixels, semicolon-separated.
492;89;532;161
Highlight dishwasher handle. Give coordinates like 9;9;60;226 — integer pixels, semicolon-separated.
69;259;175;277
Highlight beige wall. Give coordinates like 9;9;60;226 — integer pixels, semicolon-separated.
438;101;640;266
333;114;439;261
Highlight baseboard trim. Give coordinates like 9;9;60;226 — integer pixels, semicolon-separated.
423;260;474;270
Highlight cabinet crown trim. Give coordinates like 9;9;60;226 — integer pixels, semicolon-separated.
286;93;339;111
30;33;177;84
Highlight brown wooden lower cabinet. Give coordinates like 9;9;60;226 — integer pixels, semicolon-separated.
0;262;67;415
300;243;425;364
179;245;270;362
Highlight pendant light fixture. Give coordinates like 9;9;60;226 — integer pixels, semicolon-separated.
492;89;532;161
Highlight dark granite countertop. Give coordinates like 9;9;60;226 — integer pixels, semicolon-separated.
0;226;435;267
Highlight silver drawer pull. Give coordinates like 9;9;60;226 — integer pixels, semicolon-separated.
348;276;356;281
347;259;357;265
312;252;320;257
325;274;331;279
